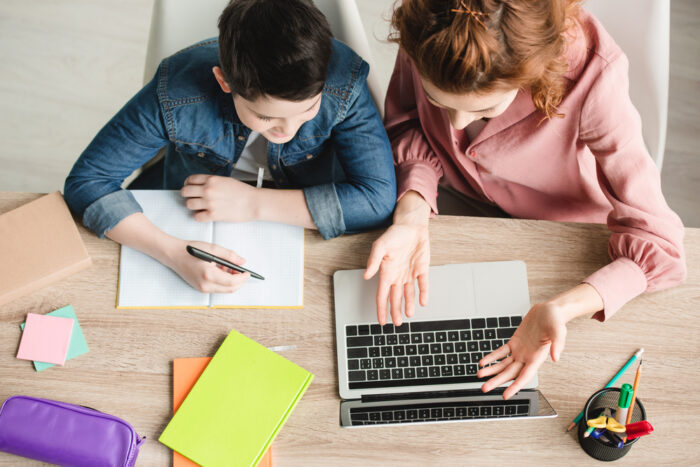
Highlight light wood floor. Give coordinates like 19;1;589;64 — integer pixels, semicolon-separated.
0;0;697;226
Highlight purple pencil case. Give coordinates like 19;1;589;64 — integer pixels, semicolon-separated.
0;395;145;466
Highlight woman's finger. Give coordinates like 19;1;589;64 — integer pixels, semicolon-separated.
503;361;540;400
481;360;523;393
480;343;511;366
364;240;386;280
389;283;404;326
417;272;429;307
404;280;415;318
375;274;391;326
476;356;512;378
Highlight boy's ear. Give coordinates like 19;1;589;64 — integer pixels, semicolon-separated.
212;66;232;94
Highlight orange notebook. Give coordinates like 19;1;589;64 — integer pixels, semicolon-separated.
0;192;91;307
173;357;273;467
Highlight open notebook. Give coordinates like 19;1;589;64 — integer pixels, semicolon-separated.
117;190;304;309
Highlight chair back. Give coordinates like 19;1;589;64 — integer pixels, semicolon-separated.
584;0;670;169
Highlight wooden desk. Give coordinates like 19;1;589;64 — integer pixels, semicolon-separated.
1;192;699;465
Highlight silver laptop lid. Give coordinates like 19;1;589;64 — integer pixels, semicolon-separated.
334;261;534;400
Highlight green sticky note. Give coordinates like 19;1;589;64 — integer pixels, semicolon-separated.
159;329;313;467
20;305;89;371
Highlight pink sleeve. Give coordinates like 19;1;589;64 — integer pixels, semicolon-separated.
579;54;687;321
384;50;443;213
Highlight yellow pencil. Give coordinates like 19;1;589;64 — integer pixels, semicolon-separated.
624;359;643;441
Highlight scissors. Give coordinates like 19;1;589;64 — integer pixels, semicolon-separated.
586;408;626;433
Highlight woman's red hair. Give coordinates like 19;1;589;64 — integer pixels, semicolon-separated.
390;0;581;119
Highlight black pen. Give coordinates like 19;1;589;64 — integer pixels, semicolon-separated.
186;245;265;280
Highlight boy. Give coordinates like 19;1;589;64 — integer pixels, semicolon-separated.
64;0;396;294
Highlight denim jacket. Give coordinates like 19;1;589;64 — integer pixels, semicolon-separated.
64;38;396;240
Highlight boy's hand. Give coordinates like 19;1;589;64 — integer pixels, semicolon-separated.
477;302;567;399
164;239;250;294
182;174;259;223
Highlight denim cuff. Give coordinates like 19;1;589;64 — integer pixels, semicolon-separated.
303;183;346;240
82;189;143;238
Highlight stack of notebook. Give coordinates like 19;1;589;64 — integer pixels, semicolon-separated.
161;330;313;466
0;192;91;307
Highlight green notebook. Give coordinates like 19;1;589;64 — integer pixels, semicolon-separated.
159;330;313;466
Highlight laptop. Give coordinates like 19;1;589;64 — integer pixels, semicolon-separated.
333;260;557;427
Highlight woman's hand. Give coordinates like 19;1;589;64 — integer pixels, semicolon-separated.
478;303;567;399
364;191;432;326
181;174;259;223
477;283;604;399
163;239;250;294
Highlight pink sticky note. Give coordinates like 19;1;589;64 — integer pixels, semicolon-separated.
17;313;74;365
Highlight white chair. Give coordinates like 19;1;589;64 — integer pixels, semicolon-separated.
584;0;670;169
143;0;383;114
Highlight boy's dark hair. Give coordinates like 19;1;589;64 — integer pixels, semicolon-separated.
218;0;332;101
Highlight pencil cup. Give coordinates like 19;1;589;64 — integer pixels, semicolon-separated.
577;387;646;462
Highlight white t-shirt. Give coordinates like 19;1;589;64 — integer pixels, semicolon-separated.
230;131;273;181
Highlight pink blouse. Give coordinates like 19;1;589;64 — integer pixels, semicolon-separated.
385;11;686;321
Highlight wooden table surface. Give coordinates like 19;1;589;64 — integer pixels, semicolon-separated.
1;192;699;466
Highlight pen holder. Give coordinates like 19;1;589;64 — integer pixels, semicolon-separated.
577;387;646;462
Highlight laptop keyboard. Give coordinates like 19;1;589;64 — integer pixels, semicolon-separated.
345;317;521;390
349;399;530;426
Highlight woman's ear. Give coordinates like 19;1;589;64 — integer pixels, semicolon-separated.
212;66;232;94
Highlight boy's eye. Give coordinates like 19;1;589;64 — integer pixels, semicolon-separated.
257;116;272;122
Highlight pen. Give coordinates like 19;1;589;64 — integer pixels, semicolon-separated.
256;167;265;189
566;348;644;431
186;245;265;280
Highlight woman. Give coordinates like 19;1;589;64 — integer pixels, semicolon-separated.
364;0;685;398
